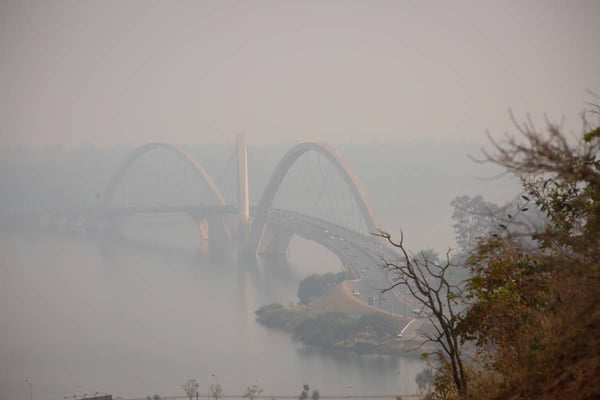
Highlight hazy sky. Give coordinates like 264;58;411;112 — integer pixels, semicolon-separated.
1;1;599;147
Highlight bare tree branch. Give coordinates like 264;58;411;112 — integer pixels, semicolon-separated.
374;231;469;397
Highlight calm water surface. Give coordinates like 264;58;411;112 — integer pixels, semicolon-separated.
0;215;424;399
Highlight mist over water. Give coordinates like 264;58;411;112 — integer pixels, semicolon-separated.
0;139;521;399
0;215;424;399
1;2;597;398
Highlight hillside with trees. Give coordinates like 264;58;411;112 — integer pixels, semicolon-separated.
381;104;600;399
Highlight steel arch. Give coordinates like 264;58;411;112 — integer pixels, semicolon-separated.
246;142;381;255
100;142;225;207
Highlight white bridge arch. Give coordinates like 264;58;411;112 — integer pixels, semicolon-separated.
245;142;381;255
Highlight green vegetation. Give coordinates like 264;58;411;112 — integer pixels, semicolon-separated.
242;384;263;400
298;384;320;400
181;379;199;400
453;114;600;399
387;105;600;399
258;271;405;352
297;271;350;305
255;303;401;352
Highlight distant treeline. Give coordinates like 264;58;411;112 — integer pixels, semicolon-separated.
0;140;514;214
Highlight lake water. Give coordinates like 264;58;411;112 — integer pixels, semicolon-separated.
0;215;424;399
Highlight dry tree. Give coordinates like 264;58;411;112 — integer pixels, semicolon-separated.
376;230;468;398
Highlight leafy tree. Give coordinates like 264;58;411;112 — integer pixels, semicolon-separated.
450;195;500;253
182;379;199;400
380;105;600;398
208;378;223;400
299;384;310;400
394;104;600;399
454;110;600;398
415;368;434;394
297;272;349;305
292;312;355;346
256;304;362;347
297;274;326;305
358;313;401;342
242;384;263;400
412;248;440;265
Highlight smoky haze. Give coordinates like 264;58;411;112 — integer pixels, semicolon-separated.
1;139;514;399
1;1;599;400
1;1;599;147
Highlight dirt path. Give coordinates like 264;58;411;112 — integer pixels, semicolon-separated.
310;280;407;322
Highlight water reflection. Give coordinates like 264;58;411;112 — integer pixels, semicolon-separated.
0;215;424;399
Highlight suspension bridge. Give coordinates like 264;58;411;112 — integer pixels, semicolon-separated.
26;135;424;329
87;135;422;321
95;136;389;261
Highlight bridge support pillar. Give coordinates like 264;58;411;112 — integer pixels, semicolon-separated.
236;134;250;241
258;225;293;255
191;214;232;241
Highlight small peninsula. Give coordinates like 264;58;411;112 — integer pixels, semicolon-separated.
255;273;422;355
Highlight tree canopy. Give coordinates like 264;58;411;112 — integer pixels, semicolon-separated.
385;104;600;399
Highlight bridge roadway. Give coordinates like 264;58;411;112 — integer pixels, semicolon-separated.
97;205;236;218
46;205;235;219
265;208;426;337
91;205;424;329
47;204;426;338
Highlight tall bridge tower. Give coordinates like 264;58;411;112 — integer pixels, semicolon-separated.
236;134;250;239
